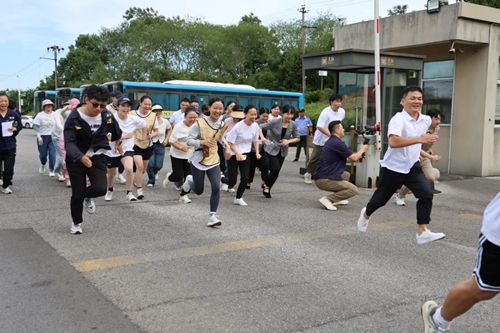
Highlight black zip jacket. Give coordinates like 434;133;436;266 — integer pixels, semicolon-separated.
64;108;122;163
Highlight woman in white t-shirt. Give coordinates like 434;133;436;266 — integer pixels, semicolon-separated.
222;105;261;206
163;108;197;203
33;99;57;176
146;104;171;187
104;97;147;202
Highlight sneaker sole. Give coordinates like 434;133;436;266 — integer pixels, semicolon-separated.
137;195;144;200
70;229;82;235
417;235;446;245
319;199;336;211
421;301;438;333
207;221;222;227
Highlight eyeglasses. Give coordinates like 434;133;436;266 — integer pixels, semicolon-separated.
89;101;107;109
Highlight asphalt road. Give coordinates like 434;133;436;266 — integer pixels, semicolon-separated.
1;129;499;333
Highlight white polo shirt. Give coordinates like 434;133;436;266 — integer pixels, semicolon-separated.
169;109;183;126
481;192;500;247
312;106;345;146
380;110;431;174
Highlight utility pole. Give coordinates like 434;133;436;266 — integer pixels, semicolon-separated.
42;45;64;90
17;75;21;113
298;5;308;96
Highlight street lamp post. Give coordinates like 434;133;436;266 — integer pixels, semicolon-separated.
17;75;21;113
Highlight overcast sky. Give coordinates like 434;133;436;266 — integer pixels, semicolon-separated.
1;0;428;90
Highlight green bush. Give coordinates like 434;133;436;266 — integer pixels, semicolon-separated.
304;90;321;103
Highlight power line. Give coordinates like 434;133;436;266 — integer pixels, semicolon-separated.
0;51;50;79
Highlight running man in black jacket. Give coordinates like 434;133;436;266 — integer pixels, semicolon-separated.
64;85;122;234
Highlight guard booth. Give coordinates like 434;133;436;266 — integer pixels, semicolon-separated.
302;49;425;187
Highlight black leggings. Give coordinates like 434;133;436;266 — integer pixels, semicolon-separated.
168;156;191;195
223;154;251;199
262;152;285;189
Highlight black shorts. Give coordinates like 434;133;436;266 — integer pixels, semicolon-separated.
133;145;154;161
472;234;500;292
106;152;133;168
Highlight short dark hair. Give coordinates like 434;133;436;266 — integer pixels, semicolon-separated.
271;103;280;109
426;108;443;119
225;100;236;109
402;85;423;98
86;85;109;102
190;99;199;104
180;98;190;104
112;91;122;98
259;107;269;115
282;104;295;114
8;99;16;109
185;106;197;113
328;120;342;133
244;104;257;114
201;104;209;112
329;94;342;102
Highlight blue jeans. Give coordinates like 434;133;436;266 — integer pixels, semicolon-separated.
38;135;55;172
52;134;63;175
146;143;165;185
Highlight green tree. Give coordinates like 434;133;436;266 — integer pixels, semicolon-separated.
4;89;35;114
387;5;408;16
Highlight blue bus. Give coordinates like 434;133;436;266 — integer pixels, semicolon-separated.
34;90;56;114
55;88;80;108
101;80;304;119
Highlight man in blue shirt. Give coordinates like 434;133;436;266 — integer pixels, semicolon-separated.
293;108;313;162
314;120;368;211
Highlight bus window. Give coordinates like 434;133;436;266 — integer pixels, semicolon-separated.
261;98;272;109
150;92;165;107
196;95;209;105
271;99;281;107
166;93;180;111
291;100;300;110
250;98;260;108
224;96;237;106
133;91;148;110
238;97;249;107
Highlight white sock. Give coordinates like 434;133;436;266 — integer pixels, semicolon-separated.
432;307;451;331
210;212;216;216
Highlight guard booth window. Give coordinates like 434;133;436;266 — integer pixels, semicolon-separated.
422;60;454;124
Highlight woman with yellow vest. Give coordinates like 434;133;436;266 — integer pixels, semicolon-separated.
130;96;158;199
183;97;228;227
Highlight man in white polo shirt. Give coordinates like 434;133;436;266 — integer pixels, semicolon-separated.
421;191;500;332
356;86;445;245
304;94;345;184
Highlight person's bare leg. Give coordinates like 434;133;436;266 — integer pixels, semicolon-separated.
107;168;117;188
133;155;144;188
440;277;498;321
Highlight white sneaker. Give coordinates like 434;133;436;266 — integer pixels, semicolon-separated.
126;192;137;201
319;196;337;211
417;229;446;245
421;300;441;333
70;223;82;235
39;165;46;173
221;183;229;192
182;175;193;193
0;179;3;186
137;188;144;199
394;194;406;206
49;172;55;177
233;198;248;206
228;187;236;193
333;200;349;206
207;214;222;227
357;207;370;232
83;198;95;214
155;173;159;180
179;195;192;203
163;172;171;188
104;189;113;201
175;186;182;191
1;187;13;194
57;174;65;182
115;174;126;184
304;172;312;184
147;183;154;187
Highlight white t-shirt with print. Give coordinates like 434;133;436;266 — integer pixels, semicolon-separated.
169;121;195;159
33;111;56;138
106;114;147;157
78;110;107;156
226;121;259;155
312;106;346;146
